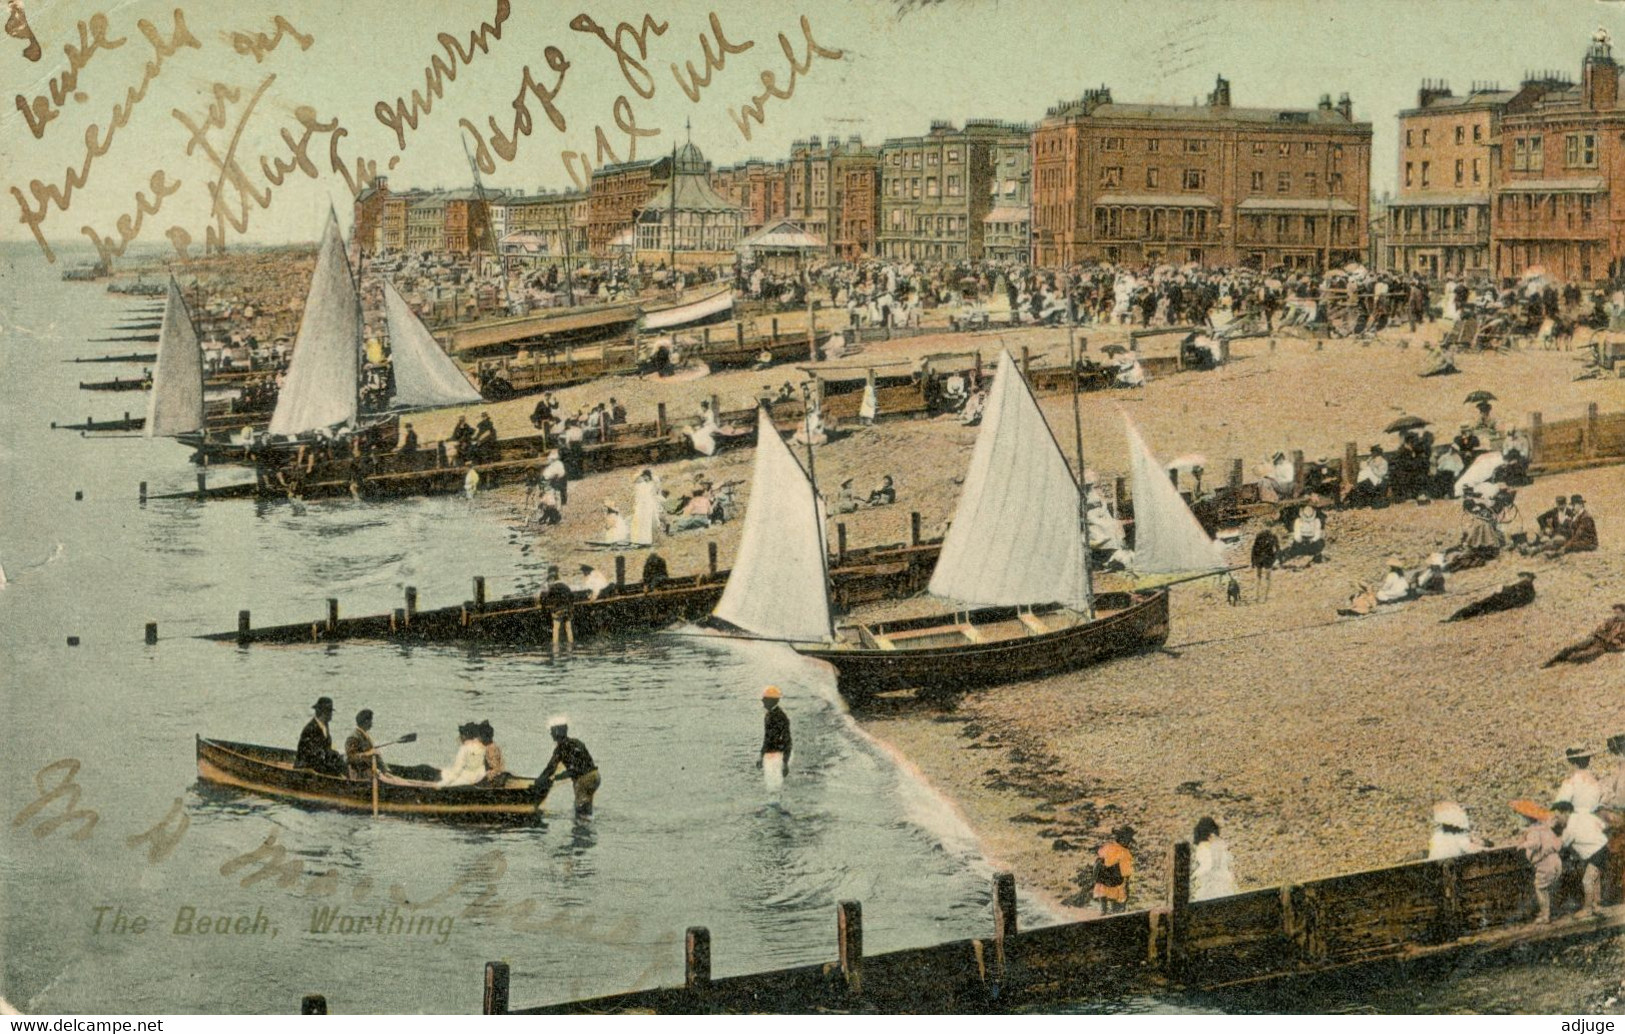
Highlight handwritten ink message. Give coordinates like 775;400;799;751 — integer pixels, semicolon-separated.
4;4;843;265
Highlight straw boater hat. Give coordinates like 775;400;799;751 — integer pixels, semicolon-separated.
762;685;782;700
1387;557;1405;570
1428;553;1446;568
1432;801;1471;829
548;716;568;732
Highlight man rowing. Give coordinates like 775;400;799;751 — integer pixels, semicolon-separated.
344;709;376;779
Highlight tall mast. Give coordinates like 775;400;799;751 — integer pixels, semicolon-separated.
668;140;679;277
463;135;511;313
1067;320;1096;616
793;383;835;637
563;197;576;305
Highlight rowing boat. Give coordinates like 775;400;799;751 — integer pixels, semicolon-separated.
195;737;546;824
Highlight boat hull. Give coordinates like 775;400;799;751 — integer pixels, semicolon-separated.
641;286;734;332
196;737;545;824
794;590;1170;699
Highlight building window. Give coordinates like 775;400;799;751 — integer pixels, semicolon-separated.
947;175;961;196
1406;129;1413;147
1250;170;1264;192
890;209;902;228
1101;166;1123;188
1455;159;1464;185
1405;162;1413;187
1102;137;1124;151
1182;168;1204;190
1146;167;1160;189
1147;139;1161;153
927;176;940;197
1184;139;1207;153
1305;171;1318;193
1473;158;1481;184
1565;133;1597;168
1275;215;1289;238
1528;135;1543;171
1455;126;1464;145
928;152;941;166
1473;124;1482;142
1334;144;1344;159
947;149;960;162
1422;128;1430;146
1252;141;1266;155
1304;141;1317;155
1278;142;1291;157
911;178;921;198
1276;171;1291;193
1330;172;1343;192
1420;161;1430;187
1304;215;1317;239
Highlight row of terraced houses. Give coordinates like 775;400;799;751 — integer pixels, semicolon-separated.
351;35;1625;283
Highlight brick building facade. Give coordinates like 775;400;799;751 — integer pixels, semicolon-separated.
877;120;1030;262
587;157;672;257
1031;77;1371;270
1491;38;1625;283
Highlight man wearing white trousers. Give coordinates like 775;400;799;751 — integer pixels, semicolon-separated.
758;686;792;798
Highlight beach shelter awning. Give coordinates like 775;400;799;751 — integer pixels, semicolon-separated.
740;219;826;252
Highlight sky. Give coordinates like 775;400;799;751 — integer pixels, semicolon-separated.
4;0;1625;261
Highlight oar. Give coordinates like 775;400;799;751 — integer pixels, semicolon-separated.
370;732;418;750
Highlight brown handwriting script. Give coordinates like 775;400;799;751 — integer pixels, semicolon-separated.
375;0;511;151
13;13;125;140
729;15;842;141
6;0;41;62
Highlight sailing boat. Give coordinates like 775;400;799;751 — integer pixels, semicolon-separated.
792;350;1169;699
380;280;482;409
268;212;364;438
1122;412;1228;580
709;407;834;644
144;277;205;438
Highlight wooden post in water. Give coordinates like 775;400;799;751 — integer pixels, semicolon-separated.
708;541;718;577
837;900;863;996
685;927;712;991
1528;411;1543;466
836;523;848;563
145;622;158;645
482;961;510;1015
473;576;486;608
300;994;328;1015
1166;841;1191;976
392;608;405;632
237;611;251;644
991;872;1018;995
326;598;339;633
139;481;148;504
404;587;418;623
615;555;626;589
196;472;207;498
436;442;448;468
910;511;921;546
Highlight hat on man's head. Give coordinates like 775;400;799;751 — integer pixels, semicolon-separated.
1112;824;1137;845
1518;571;1537;580
314;696;334;714
356;709;373;725
1387;557;1405;569
1571;495;1585;505
762;685;782;700
1432;801;1470;829
548;715;568;731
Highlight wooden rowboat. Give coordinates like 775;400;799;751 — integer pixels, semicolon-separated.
196;736;546;824
793;590;1170;700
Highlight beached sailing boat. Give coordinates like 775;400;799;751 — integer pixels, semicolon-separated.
710;349;1168;699
1121;411;1228;582
709;407;835;644
144;277;205;439
380;280;483;409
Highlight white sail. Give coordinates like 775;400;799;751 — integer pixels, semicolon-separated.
144;278;204;437
382;280;482;409
1123;412;1226;575
269;215;360;436
928;350;1089;610
712;408;833;643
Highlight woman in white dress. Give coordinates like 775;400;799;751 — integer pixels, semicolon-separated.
629;469;660;546
437;724;488;788
601;500;630;545
1191;816;1238;901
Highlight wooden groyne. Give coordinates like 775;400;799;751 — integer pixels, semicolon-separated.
190;516;941;646
473;846;1622;1014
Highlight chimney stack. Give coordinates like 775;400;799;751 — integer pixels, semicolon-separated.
1584;37;1618;110
1336;92;1353;121
1208;74;1232;108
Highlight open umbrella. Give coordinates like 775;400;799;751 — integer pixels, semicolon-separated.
1463;390;1497;404
1101;344;1129;356
1384;415;1431;434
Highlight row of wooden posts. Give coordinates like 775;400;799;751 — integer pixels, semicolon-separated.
145;512;930;645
